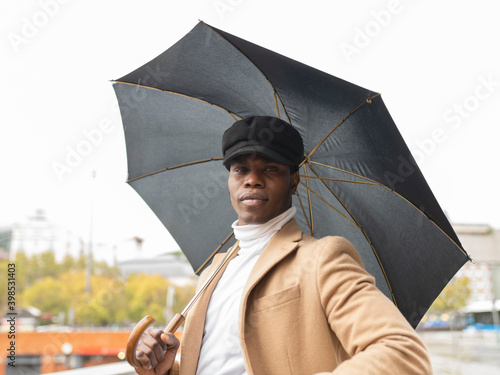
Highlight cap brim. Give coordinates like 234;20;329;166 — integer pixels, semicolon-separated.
223;145;295;169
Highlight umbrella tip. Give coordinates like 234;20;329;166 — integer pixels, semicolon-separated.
366;93;381;104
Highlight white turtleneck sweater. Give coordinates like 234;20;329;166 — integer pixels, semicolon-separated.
195;207;297;375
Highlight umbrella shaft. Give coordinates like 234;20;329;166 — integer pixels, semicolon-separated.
182;241;239;316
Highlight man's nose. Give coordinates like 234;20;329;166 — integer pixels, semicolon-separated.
245;170;264;187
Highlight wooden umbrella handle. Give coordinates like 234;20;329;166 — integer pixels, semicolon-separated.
126;313;185;368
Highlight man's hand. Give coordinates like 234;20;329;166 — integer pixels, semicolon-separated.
134;328;180;375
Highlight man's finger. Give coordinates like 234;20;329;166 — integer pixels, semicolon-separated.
136;349;152;369
162;332;179;346
135;329;166;369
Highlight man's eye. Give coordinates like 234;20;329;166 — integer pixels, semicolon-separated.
266;166;279;172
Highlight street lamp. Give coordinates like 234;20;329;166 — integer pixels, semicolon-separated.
61;342;73;368
85;170;96;294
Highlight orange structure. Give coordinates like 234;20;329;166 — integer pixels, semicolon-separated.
0;330;182;374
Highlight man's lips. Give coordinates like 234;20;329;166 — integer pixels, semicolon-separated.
240;193;268;206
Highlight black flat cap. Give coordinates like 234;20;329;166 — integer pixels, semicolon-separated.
222;116;304;170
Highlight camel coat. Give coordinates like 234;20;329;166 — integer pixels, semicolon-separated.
170;219;432;375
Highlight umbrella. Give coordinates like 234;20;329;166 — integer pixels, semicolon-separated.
112;21;470;329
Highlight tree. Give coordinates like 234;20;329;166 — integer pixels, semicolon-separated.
125;274;171;323
8;250;196;326
12;251;30;292
125;273;197;325
429;276;471;312
75;272;128;326
22;276;70;314
21;269;128;326
60;253;77;272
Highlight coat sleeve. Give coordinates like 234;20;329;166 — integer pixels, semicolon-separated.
315;236;433;375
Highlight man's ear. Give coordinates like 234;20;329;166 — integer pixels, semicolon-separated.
290;171;300;195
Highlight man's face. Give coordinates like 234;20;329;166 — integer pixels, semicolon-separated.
228;154;300;226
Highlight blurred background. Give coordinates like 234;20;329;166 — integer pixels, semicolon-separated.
1;0;499;374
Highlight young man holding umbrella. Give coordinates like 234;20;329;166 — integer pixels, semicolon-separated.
133;116;432;375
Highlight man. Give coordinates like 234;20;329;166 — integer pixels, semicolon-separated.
134;116;433;375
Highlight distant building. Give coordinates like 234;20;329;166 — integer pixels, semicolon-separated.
117;252;197;286
454;224;500;304
1;306;41;333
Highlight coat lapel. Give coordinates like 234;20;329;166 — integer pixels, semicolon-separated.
242;219;303;305
179;243;239;375
237;219;303;373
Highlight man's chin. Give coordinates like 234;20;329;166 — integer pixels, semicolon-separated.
237;214;267;226
237;212;276;226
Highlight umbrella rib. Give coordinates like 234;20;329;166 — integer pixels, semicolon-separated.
300;176;377;185
307;163;398;305
195;232;235;275
309;160;385;185
307;164;360;229
302;162;315;236
201;22;291;124
112;80;241;122
304;93;381;161
273;91;281;120
308;162;470;259
127;158;223;183
297;184;358;228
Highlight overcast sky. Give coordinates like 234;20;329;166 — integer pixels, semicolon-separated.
1;0;499;263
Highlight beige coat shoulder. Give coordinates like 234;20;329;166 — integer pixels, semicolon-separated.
180;219;433;374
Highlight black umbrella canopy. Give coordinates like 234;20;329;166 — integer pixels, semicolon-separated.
113;21;470;327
